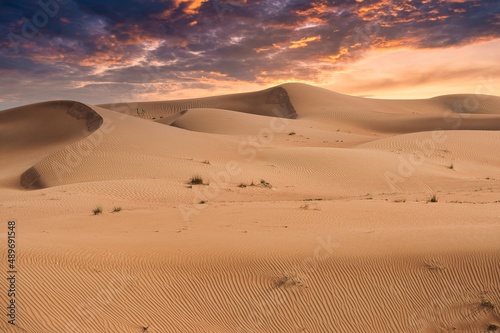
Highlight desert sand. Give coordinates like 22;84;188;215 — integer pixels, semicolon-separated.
0;83;499;332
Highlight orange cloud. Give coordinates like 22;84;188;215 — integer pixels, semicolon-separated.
357;0;413;21
295;1;329;27
255;47;271;53
289;36;321;49
322;47;349;62
154;0;207;18
179;0;207;14
255;43;281;53
296;2;330;17
208;71;228;77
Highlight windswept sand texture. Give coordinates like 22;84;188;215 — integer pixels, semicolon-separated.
1;84;499;333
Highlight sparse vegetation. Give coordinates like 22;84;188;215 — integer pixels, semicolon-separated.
260;179;272;188
187;175;206;185
394;198;406;203
112;206;122;213
238;179;272;188
447;162;454;169
93;206;103;215
199;200;207;204
288;131;296;136
480;298;495;311
487;324;499;331
428;194;438;203
202;160;210;165
274;274;302;288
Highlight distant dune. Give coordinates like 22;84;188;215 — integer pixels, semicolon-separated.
99;86;298;119
1;83;499;333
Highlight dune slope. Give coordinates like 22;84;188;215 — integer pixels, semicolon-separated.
0;101;102;189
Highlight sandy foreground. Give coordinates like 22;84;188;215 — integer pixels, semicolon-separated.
0;83;499;333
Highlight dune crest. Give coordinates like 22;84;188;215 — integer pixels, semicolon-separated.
99;86;297;119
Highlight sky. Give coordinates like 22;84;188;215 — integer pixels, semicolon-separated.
0;0;499;110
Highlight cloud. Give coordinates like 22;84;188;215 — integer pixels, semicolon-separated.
289;35;321;49
325;39;500;98
0;0;499;109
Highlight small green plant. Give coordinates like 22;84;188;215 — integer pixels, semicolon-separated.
428;194;438;203
112;207;122;213
93;207;103;215
187;175;205;185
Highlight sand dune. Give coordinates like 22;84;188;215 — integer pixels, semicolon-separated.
431;94;500;114
99;86;297;120
0;101;102;189
1;83;499;333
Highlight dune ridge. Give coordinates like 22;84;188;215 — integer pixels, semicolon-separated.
99;86;297;120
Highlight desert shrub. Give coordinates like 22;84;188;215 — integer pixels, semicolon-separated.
188;176;204;185
428;194;438;203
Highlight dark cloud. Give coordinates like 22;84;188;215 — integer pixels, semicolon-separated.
0;0;499;109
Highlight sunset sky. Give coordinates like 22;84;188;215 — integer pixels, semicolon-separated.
0;0;499;110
